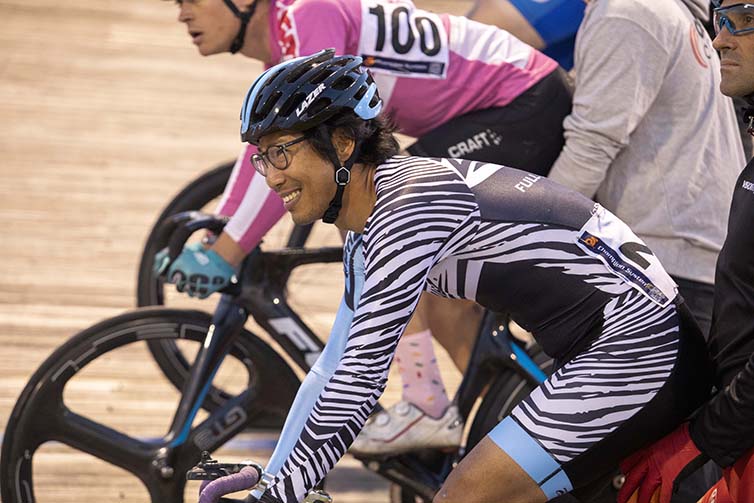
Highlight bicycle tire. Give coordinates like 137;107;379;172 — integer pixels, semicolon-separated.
465;349;553;451
0;307;299;503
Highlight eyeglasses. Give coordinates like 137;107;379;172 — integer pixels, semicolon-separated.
250;134;310;176
714;3;754;36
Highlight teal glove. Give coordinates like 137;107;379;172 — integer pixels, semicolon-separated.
162;243;237;299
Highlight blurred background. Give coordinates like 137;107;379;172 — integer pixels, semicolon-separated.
0;0;470;501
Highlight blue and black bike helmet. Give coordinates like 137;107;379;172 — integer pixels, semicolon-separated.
239;49;383;222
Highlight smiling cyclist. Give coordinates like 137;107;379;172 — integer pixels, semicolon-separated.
158;0;573;455
195;49;714;503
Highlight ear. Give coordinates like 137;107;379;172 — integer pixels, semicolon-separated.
331;129;356;164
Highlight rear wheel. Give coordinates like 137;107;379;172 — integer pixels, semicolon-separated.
0;308;299;503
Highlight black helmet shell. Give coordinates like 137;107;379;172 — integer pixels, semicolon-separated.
240;49;382;144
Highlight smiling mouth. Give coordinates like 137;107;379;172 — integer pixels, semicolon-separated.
281;190;301;209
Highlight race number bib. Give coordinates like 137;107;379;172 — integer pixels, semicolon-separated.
576;205;677;307
358;0;449;79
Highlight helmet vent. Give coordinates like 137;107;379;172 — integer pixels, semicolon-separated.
333;76;355;91
308;97;332;116
280;93;306;117
257;91;281;119
310;68;331;85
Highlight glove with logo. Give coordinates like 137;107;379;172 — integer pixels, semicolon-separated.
618;422;708;503
161;242;237;299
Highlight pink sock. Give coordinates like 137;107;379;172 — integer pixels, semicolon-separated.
395;329;450;418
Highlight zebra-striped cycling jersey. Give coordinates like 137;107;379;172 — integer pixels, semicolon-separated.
260;156;681;502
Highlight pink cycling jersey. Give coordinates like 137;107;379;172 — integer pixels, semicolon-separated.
216;0;557;252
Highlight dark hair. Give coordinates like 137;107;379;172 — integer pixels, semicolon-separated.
307;111;400;168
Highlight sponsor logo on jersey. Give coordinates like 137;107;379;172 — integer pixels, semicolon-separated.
447;129;502;158
515;174;542;193
297;83;326;116
362;54;445;77
690;19;712;68
276;0;300;60
578;231;670;305
742;179;754;194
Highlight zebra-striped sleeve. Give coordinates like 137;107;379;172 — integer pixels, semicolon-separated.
263;158;477;502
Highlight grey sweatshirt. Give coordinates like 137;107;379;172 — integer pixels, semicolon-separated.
548;0;745;284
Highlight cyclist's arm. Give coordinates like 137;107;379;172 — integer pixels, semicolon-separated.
689;169;754;467
547;18;669;198
256;234;366;488
260;177;471;502
466;0;545;49
690;353;754;467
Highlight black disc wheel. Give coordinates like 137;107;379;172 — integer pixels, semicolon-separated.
0;308;299;503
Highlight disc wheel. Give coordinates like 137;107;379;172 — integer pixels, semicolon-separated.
1;308;299;503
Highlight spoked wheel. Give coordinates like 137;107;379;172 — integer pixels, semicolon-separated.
134;162;313;423
0;308;299;503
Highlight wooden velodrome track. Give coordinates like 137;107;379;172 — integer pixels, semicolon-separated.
0;1;473;502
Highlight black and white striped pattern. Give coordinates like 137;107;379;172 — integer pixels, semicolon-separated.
264;157;682;502
511;290;680;462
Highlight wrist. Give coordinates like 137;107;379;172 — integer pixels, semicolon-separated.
211;232;246;267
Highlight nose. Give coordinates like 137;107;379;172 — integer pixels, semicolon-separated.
712;27;734;52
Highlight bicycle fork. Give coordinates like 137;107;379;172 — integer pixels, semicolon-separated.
154;295;249;476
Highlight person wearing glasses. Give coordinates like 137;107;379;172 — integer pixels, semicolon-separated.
158;0;573;457
196;48;715;503
616;3;754;503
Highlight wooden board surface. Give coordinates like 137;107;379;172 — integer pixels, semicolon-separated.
0;1;472;502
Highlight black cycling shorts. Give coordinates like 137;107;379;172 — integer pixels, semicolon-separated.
406;68;573;177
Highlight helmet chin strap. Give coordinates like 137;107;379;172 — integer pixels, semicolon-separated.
222;0;258;54
314;128;364;224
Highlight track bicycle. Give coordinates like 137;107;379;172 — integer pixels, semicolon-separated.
1;211;552;503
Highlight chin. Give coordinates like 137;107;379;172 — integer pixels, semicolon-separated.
291;211;319;226
720;80;749;99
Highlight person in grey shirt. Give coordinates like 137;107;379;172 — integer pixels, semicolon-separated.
548;0;745;339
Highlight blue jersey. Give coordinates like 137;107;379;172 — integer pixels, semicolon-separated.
509;0;585;70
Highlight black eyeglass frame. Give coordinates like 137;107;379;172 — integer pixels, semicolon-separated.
250;134;311;176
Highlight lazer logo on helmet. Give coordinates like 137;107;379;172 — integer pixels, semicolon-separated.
297;83;326;117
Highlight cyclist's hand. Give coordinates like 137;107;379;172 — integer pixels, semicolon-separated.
165;242;237;299
618;422;707;503
198;466;260;503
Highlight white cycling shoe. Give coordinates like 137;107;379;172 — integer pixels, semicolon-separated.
349;401;463;456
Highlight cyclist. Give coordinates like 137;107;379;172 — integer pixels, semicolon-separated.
198;49;713;503
159;0;573;453
616;3;754;502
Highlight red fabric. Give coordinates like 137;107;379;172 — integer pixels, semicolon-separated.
617;423;704;503
699;447;754;503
